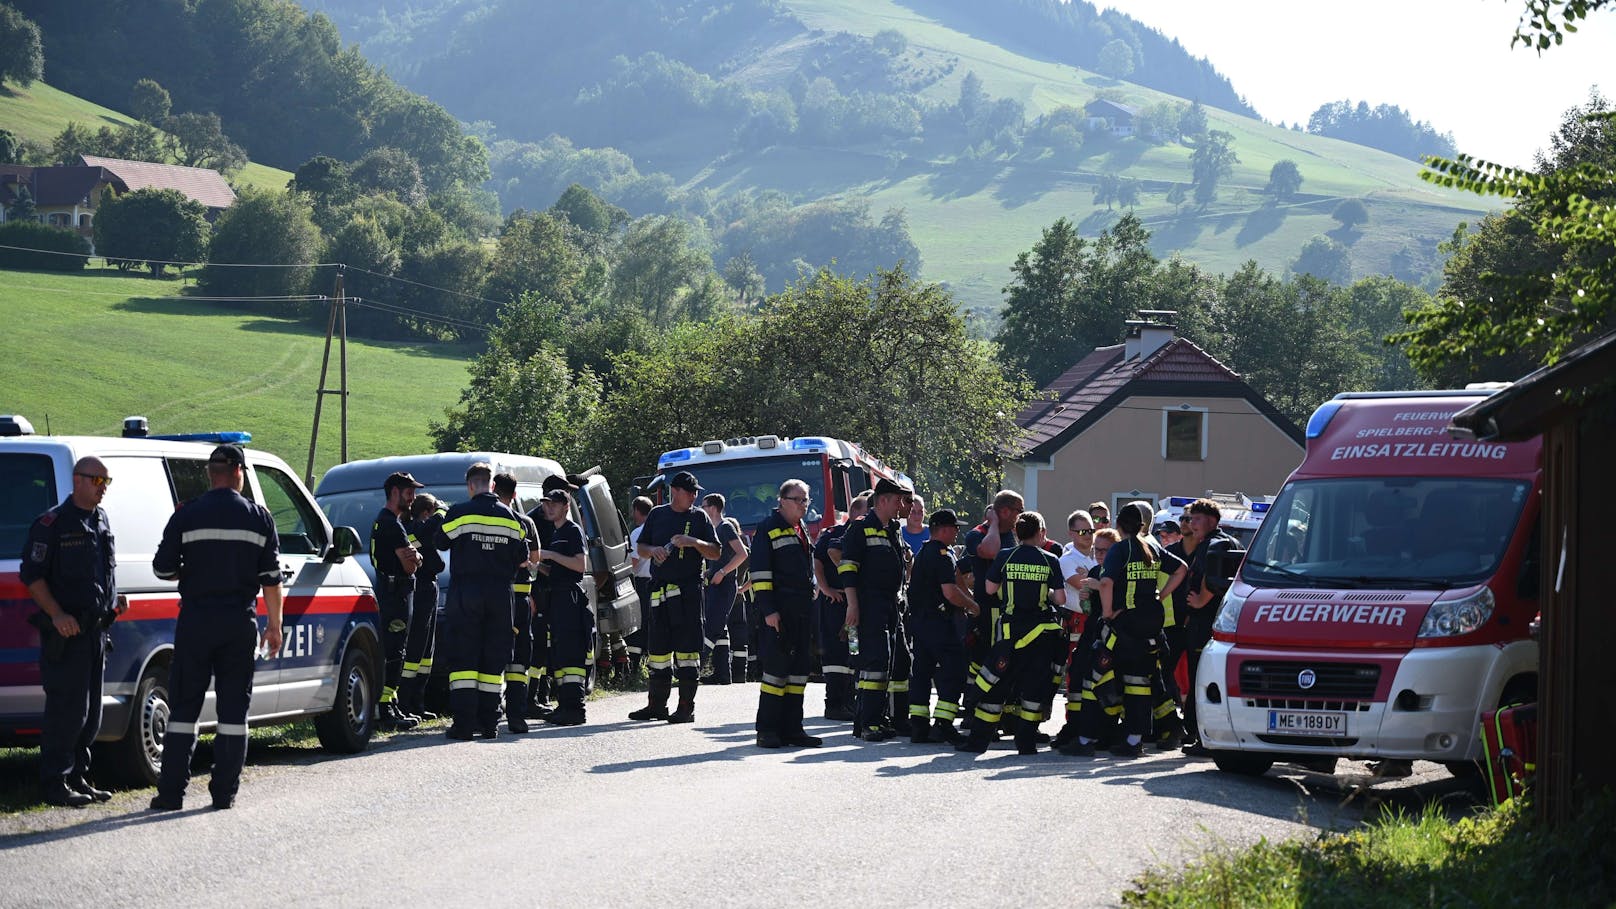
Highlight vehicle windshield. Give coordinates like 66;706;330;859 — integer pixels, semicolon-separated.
0;453;58;558
681;456;825;528
1242;477;1529;588
317;485;467;552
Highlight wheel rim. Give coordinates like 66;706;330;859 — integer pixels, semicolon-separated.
346;662;371;734
143;685;169;772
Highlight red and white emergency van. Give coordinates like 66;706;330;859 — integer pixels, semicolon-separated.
1195;389;1540;778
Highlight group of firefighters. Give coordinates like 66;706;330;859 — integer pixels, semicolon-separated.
403;460;1241;754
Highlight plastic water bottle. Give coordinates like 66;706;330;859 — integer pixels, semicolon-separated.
845;624;860;656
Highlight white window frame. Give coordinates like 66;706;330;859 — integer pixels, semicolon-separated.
1162;405;1209;461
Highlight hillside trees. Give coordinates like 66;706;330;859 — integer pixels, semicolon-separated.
163;112;246;174
1306;99;1457;162
1097;38;1136;80
1290;235;1353;285
201;188;322;300
1266;160;1303;200
1191;130;1238;205
93;188;209;276
130;79;171;124
0;128;20;164
0;3;42;88
0;220;86;270
1331;198;1369;230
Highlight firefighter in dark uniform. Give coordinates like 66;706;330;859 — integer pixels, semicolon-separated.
20;456;122;807
961;491;1023;715
434;462;529;740
630;471;720;724
750;479;821;748
1069;502;1184;758
905;509;978;744
372;471;425;731
494;473;542;733
700;493;748;685
523;475;568;717
149;444;283;810
839;476;912;741
400;493;446;720
536;487;591;726
814;494;865;721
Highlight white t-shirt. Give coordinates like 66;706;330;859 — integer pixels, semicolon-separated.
1059;542;1098;586
629;524;652;578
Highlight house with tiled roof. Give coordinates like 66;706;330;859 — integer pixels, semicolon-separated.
80;156;236;215
1005;312;1304;516
0;164;128;242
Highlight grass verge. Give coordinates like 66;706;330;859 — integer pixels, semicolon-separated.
1124;795;1616;908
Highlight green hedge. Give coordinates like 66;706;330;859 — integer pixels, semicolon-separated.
0;220;90;271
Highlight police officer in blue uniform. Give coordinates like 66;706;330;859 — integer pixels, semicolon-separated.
435;462;529;740
750;479;821;749
630;471;719;724
839;476;913;741
536;487;591;725
149;444;283;810
399;493;446;720
20;456;122;807
372;471;425;731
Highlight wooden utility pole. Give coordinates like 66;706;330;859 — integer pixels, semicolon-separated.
305;269;350;487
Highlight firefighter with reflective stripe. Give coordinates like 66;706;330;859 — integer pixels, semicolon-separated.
750;479;822;748
20;456;122;808
840;477;913;741
524;474;571;717
536;487;591;725
371;471;425;731
433;462;529;740
494;474;542;733
961;490;1023;715
904;509;978;745
700;494;748;685
957;511;1066;755
814;494;866;720
630;471;720;724
1054;528;1119;750
1068;502;1184;758
400;493;446;720
148;444;283;810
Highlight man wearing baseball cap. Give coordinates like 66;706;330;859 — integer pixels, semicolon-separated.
905;509;979;744
149;444;283;810
535;487;591;725
839;476;913;741
631;471;719;723
372;471;426;731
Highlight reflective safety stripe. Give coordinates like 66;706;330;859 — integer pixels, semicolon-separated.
821;664;853;675
1015;622;1063;649
674;651;701;668
216;723;248;736
751;570;774;581
752;581;775;592
168;721;198;736
760;683;787;697
181;528;269;547
506;663;525;674
733;649;749;660
934;701;959;720
771;536;798;550
477;672;503;686
974;705;1003;723
513;583;532;594
1123;685;1152;696
506;672;528;683
784;684;806;695
527;666;548;680
888;681;909;694
1067;701;1083;713
442;514;524;538
856;679;888;691
1020;699;1043;713
762;674;789;686
477;681;504;693
419;658;434;670
1153;700;1178;720
449;670;478;690
909;704;930;718
647;653;673;669
379;686;397;703
1017;707;1043;722
787;674;809;685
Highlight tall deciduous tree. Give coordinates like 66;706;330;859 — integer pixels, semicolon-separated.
201;188;322;299
130;78;171;124
93;187;209;276
483;210;587;305
162;112;246;173
1331;198;1369;230
1191;129;1238;206
1097;38;1136;80
0;3;43;88
1266;160;1303;200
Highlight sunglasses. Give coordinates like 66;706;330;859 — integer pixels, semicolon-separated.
781;496;808;504
1092;517;1110;525
1070;528;1094;536
75;472;113;488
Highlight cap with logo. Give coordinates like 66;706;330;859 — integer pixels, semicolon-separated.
384;471;425;492
670;471;702;493
208;444;246;467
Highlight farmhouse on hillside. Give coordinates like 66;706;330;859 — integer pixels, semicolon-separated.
0;156;236;253
1004;312;1304;517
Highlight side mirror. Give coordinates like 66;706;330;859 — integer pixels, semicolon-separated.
1204;546;1247;590
327;525;362;562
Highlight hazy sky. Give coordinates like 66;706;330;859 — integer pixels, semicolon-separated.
1089;0;1612;167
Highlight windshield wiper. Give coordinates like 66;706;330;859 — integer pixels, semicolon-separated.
1342;576;1453;590
1244;560;1321;586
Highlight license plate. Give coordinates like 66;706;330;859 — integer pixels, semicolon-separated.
1267;710;1347;736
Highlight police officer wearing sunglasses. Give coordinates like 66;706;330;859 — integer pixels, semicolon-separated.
21;458;123;807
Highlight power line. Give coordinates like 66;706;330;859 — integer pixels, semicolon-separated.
0;243;338;269
342;264;506;309
5;282;325;303
348;296;489;333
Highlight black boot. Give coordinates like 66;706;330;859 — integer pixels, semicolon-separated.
43;779;92;808
955;721;991;754
703;645;732;684
931;719;962;744
68;776;113;802
910;715;932;743
732;655;749;684
1016;717;1043;755
629;677;672;721
529;675;553;717
667;680;697;723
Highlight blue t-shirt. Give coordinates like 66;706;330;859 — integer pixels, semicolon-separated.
901;525;930;557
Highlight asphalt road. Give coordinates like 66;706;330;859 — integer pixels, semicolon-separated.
0;685;1472;908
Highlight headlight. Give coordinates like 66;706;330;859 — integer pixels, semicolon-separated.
1212;588;1248;634
1418;586;1495;638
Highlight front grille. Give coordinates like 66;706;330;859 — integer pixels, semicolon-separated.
1257;734;1359;748
1341;592;1408;602
1239;661;1380;699
1247;698;1372;712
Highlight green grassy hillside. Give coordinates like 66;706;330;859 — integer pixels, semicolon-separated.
0;270;476;481
697;0;1491;308
0;81;291;192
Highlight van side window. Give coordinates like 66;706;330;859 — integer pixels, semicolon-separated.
587;480;625;550
255;465;327;556
1517;515;1541;601
166;457;256;506
99;457;175;556
0;453;56;557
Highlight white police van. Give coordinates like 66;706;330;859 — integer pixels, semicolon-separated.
0;416;380;785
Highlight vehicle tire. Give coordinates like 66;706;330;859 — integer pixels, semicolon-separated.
314;643;375;754
1210;750;1273;777
106;661;170;787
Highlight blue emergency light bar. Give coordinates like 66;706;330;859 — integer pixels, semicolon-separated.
1305;399;1346;440
148;431;254;444
1251;502;1271;513
1167;496;1196;507
791;437;829;451
658;448;693;467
